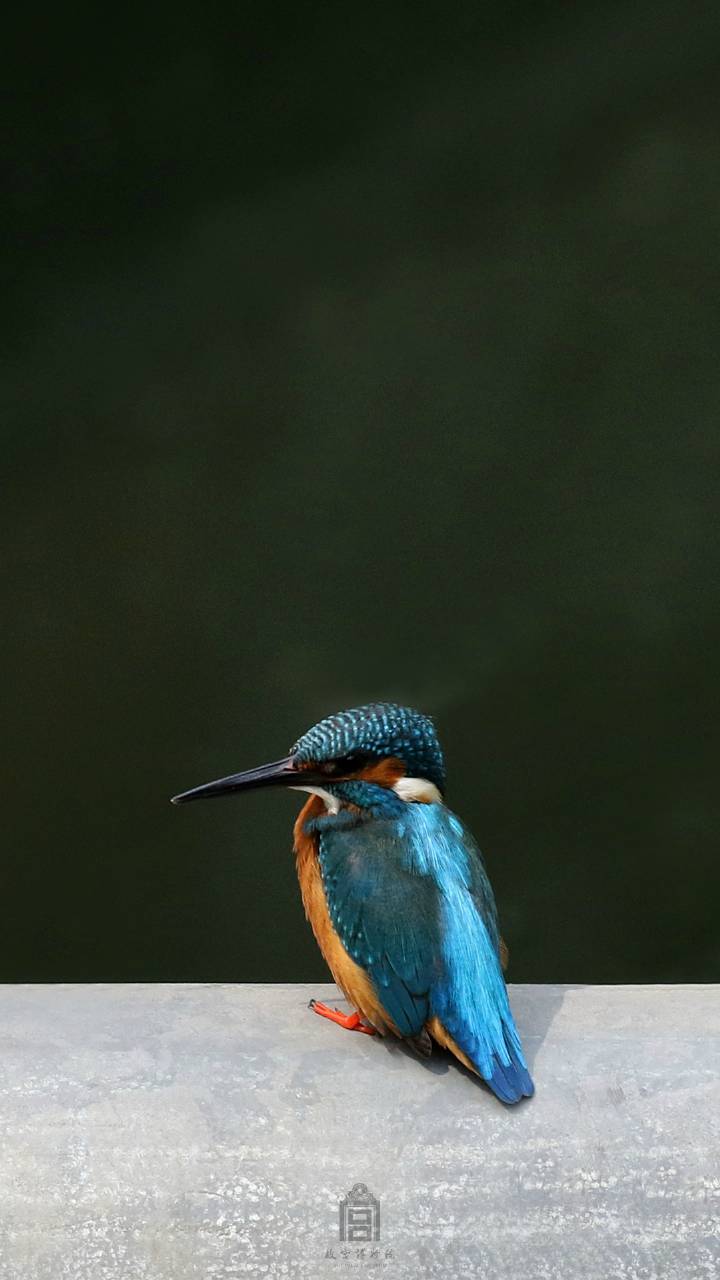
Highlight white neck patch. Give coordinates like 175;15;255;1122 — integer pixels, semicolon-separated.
290;785;341;814
393;776;442;804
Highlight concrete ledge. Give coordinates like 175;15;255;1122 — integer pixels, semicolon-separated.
0;983;717;1279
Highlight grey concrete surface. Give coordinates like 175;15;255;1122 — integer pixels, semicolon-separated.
0;983;717;1279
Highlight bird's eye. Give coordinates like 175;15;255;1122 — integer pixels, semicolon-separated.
316;761;337;776
318;753;370;777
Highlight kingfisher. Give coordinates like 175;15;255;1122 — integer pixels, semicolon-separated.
171;702;534;1104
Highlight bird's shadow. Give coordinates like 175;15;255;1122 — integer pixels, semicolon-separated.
361;983;585;1095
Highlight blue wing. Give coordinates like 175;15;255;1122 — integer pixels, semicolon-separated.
317;809;440;1036
315;801;534;1104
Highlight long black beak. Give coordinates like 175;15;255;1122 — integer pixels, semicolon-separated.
171;755;314;805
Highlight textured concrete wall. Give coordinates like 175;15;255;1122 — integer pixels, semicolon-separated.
0;983;717;1279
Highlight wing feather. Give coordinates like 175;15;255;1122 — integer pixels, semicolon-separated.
315;803;534;1102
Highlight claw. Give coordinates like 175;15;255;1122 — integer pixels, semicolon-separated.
309;999;376;1035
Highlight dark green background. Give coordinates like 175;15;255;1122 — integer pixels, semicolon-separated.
5;2;719;983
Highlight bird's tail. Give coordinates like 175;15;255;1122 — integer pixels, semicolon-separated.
487;1022;534;1104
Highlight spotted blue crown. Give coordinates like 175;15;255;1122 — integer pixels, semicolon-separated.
291;703;446;793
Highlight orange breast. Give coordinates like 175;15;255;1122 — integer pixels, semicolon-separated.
293;796;397;1034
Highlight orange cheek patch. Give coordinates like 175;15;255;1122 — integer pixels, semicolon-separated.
355;757;406;787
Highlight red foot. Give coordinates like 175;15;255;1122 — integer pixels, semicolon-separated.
309;999;376;1035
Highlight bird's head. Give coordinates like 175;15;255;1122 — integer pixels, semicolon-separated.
171;702;445;809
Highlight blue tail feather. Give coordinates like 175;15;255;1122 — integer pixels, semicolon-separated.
487;1028;534;1104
